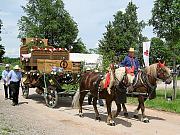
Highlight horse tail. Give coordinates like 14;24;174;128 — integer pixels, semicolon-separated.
72;88;80;109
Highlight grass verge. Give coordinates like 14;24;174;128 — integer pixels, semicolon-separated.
127;89;180;113
0;125;17;135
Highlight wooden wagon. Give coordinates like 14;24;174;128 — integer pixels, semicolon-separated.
20;38;81;108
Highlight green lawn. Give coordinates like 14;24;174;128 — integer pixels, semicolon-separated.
127;89;180;113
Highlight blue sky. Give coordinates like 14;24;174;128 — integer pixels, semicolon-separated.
0;0;155;57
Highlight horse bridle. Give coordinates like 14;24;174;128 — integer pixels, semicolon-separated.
156;67;171;82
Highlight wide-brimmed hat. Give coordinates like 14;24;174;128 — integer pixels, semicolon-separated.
129;48;135;52
13;65;21;70
5;64;10;68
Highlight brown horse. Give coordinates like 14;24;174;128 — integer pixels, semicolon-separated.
114;62;172;123
72;68;123;126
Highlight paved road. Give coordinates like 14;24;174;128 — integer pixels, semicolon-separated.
0;81;180;135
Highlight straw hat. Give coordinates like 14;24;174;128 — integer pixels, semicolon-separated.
5;64;10;68
129;48;135;52
13;65;21;70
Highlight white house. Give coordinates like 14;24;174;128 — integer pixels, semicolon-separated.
69;53;103;69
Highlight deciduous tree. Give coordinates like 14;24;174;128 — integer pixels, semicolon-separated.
99;2;145;67
18;0;86;52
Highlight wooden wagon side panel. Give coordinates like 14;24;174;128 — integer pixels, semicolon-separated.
37;59;73;73
51;50;69;60
30;50;51;66
72;62;81;73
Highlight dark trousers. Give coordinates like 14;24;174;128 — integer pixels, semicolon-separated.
4;84;12;98
10;82;20;104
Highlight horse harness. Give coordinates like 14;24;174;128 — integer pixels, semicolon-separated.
114;71;157;99
134;71;157;99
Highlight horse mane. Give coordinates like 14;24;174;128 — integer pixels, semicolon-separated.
144;63;158;78
145;63;171;78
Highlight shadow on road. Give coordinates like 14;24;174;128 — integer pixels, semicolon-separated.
79;112;132;127
18;101;28;105
119;111;166;121
26;94;75;108
27;94;46;105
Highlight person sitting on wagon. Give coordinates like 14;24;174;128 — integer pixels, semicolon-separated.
120;47;140;92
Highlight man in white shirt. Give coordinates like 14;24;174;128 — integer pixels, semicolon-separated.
7;65;22;106
2;64;12;100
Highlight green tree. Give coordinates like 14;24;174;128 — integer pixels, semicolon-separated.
0;19;5;62
88;48;99;54
149;0;180;99
99;22;117;67
99;2;145;67
149;0;180;64
18;0;80;49
150;37;170;64
70;38;88;53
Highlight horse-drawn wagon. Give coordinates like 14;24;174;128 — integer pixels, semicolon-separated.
20;38;81;108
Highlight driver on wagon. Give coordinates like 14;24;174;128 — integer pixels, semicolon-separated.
120;47;140;92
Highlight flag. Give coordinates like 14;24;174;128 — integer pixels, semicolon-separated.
143;41;151;67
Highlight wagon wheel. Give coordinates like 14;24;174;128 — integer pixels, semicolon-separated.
44;86;58;108
21;85;29;99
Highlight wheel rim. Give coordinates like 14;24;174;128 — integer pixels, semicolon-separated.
22;86;29;98
45;86;58;108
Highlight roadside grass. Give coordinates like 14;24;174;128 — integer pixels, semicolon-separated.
0;124;17;135
0;114;17;135
127;89;180;113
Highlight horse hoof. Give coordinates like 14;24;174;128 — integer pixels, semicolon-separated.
107;122;116;126
143;119;149;123
134;115;139;119
124;112;128;117
95;117;101;121
107;120;116;126
79;113;84;117
143;118;149;123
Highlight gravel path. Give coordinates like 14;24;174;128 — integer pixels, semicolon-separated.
0;81;180;135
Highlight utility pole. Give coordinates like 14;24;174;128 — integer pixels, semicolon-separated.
172;47;177;100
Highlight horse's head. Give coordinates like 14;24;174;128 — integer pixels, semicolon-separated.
156;61;172;84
